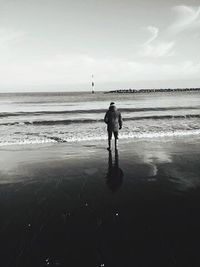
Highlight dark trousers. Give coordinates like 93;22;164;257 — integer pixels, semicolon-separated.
108;130;118;140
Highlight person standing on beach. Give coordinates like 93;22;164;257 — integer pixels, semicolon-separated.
104;102;122;151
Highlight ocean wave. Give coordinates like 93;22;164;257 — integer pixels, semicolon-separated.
0;106;200;117
0;129;200;146
1;114;200;126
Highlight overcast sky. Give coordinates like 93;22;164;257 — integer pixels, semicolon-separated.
0;0;200;92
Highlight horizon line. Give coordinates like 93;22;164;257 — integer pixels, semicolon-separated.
0;87;200;94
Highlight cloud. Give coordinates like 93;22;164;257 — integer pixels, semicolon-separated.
141;41;175;57
140;26;175;58
144;26;159;46
140;6;200;58
0;54;199;88
170;5;200;33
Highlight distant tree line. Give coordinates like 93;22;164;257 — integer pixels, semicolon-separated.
105;88;200;94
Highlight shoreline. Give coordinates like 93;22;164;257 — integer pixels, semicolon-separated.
1;129;200;149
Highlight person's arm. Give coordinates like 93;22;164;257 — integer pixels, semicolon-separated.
119;112;122;129
104;111;108;124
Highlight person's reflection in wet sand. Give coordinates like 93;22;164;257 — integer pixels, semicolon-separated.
106;150;124;193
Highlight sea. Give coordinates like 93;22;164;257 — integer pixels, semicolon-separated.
0;91;200;146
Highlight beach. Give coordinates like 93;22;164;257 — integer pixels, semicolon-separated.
2;0;200;265
1;136;200;267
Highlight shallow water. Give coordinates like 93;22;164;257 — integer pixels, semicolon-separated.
0;91;200;145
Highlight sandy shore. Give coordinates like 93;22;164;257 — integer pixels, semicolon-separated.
1;137;200;267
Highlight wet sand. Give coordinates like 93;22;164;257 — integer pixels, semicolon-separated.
1;137;200;267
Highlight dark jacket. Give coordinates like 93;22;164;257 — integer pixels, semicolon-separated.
104;106;122;132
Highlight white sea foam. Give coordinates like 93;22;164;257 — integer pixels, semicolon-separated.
0;138;56;146
0;129;200;146
120;129;200;139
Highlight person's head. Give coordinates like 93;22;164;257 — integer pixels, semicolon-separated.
109;102;117;111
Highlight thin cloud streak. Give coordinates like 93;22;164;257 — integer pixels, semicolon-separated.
169;5;200;34
144;26;159;45
141;41;175;57
140;26;175;57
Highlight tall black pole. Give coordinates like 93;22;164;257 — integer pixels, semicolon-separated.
91;74;94;94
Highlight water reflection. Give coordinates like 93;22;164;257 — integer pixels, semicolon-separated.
106;150;124;193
